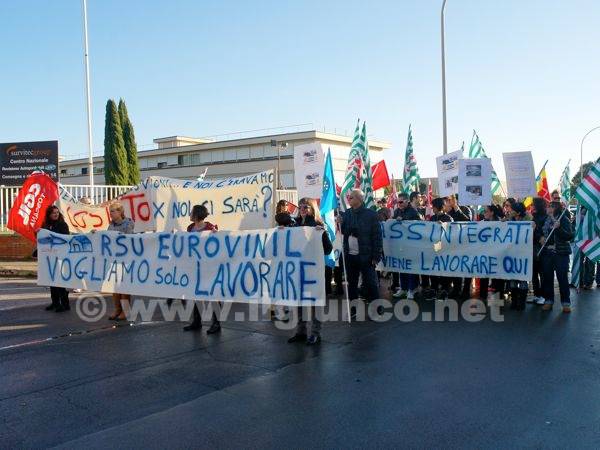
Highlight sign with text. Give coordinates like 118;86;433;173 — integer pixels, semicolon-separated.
436;149;463;197
37;227;326;306
293;143;325;199
458;158;492;205
56;171;275;233
377;220;533;281
502;151;536;199
0;140;59;186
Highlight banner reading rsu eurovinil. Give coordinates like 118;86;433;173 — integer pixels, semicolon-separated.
378;220;533;281
37;226;326;306
56;170;275;233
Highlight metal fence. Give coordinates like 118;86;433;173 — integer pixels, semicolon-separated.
0;185;298;233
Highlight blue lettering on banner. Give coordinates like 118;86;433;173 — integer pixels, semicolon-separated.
299;261;317;302
285;230;301;258
152;202;165;218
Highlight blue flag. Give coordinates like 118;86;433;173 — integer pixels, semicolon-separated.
320;148;338;268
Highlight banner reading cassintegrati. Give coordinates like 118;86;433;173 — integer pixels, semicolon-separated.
37;227;326;306
378;220;533;281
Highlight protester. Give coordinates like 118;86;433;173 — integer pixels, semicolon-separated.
275;199;295;227
502;198;517;220
392;192;422;300
377;207;392;222
506;203;530;310
107;202;135;321
183;204;221;333
41;206;70;312
479;205;505;301
540;201;574;313
339;189;382;304
530;197;548;305
286;197;333;345
443;195;472;300
426;197;453;300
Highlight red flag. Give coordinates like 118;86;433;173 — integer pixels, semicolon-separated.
286;201;298;215
371;160;390;191
7;172;59;243
387;176;398;209
425;179;433;220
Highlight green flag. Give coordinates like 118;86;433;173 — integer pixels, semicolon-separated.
340;121;362;211
402;125;420;194
559;162;571;203
469;130;501;195
359;122;376;210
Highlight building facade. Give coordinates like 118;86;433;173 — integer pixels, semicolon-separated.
59;130;391;189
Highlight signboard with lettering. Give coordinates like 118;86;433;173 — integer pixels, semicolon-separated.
0;141;59;186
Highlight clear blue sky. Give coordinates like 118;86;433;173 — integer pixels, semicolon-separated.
1;0;599;187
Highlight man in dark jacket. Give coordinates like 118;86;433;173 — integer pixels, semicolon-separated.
393;192;423;220
531;197;548;304
427;197;453;300
340;189;382;303
443;195;472;299
392;192;422;299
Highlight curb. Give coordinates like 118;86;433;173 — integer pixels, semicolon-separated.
0;269;37;278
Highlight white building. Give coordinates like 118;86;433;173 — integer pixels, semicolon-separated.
59;130;391;189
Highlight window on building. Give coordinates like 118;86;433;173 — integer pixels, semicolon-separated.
157;162;167;169
60;169;67;175
81;167;88;175
178;155;185;166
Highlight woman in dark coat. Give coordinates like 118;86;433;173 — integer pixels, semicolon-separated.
41;206;70;312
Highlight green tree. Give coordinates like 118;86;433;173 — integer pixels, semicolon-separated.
103;99;129;185
571;161;595;198
118;99;141;185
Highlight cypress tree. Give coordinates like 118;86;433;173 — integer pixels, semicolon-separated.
118;98;141;185
103;99;129;185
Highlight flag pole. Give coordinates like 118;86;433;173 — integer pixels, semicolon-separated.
536;206;569;258
336;209;352;323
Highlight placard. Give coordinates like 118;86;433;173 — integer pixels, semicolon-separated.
436;149;463;197
293;143;325;199
458;158;492;205
502;151;536;199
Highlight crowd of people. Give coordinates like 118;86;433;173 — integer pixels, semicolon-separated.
37;187;599;347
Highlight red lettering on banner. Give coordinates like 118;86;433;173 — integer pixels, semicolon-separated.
120;192;151;222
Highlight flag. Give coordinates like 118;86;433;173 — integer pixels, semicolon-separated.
402;125;420;193
320;148;338;268
371;160;390;191
359;122;376;209
575;160;600;214
340;121;363;210
425;179;433;219
196;168;208;181
559;162;571;203
387;176;398;209
340;120;375;210
468;130;501;195
524;160;551;208
8;172;59;243
574;160;600;262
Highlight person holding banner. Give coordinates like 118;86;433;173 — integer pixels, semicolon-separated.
540;201;574;312
530;197;549;305
506;203;530;310
288;198;333;345
107;202;135;321
183;204;221;334
41;206;71;312
444;195;472;300
427;197;453;300
392;192;422;300
478;205;505;301
339;189;382;304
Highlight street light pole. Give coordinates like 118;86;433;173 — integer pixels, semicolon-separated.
580;126;600;181
441;0;448;155
82;0;95;195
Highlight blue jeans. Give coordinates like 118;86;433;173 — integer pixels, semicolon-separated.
400;273;418;291
542;252;571;305
596;263;600;285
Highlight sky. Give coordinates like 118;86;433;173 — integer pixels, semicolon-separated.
1;0;599;187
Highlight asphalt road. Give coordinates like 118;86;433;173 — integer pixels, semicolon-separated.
1;278;599;449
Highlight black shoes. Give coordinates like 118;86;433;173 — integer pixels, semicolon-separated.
207;322;221;334
288;334;307;343
183;321;201;332
306;335;321;346
45;304;55;311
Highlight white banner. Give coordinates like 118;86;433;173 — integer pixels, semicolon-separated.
502;151;536;199
37;227;326;306
377;220;533;281
57;171;275;233
458;158;492;205
293;143;325;199
436;149;463;197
